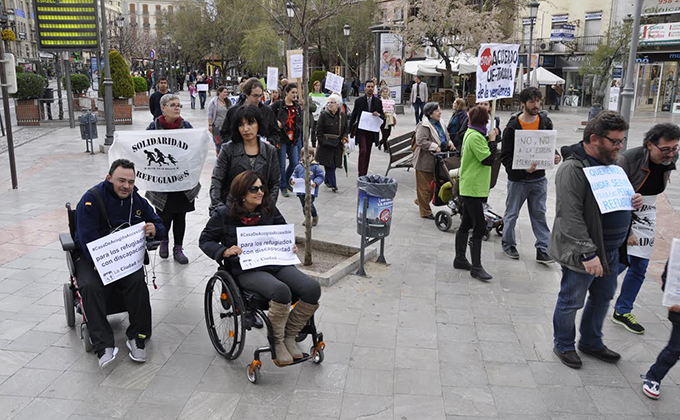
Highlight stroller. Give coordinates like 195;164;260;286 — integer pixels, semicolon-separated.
430;151;504;241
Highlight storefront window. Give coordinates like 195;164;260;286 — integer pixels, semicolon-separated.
634;63;672;112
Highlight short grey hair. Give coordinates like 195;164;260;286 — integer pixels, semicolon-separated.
160;94;180;107
327;93;342;105
423;102;440;118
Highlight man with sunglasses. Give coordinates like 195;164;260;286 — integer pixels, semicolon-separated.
550;111;643;369
219;77;278;146
611;123;679;335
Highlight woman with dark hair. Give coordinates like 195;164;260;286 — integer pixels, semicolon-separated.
453;105;498;280
145;94;196;264
207;86;232;154
199;170;322;366
271;83;302;197
209;105;280;214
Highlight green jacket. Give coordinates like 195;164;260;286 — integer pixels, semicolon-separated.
459;128;495;197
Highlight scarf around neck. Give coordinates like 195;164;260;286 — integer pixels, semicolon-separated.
159;115;183;129
468;124;488;136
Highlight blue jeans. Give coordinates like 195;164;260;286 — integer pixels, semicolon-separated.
324;162;337;188
646;318;680;383
298;195;317;217
502;177;551;252
278;142;300;189
413;99;424;123
199;92;207;109
615;255;650;315
553;250;619;352
191;96;196;109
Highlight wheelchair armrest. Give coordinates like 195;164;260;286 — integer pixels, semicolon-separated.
59;232;76;252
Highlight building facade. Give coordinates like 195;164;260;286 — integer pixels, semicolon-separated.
1;0;39;65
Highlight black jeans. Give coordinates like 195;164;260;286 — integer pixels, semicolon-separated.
459;196;487;240
298;194;317;217
75;257;151;353
159;211;187;246
236;266;321;304
646;316;680;383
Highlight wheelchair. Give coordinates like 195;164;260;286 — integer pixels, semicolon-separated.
59;202;159;352
204;264;325;384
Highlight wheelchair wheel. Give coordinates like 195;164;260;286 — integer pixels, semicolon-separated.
434;211;452;232
310;345;324;364
204;273;246;360
63;283;75;328
247;362;260;384
81;323;93;352
495;223;503;236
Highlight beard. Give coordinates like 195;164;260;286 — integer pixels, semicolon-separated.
596;143;618;165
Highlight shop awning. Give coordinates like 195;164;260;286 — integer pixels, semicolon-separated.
435;53;478;74
404;59;442;77
523;67;565;85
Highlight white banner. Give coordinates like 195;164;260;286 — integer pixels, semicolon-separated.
512;130;557;170
663;238;680;307
476;43;520;102
197;83;208;92
583;165;636;214
629;196;657;259
310;95;328;120
86;223;146;285
267;67;279;93
325;72;344;94
236;224;301;270
109;129;210;192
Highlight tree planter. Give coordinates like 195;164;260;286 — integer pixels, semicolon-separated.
133;91;149;109
97;98;133;125
15;99;40;126
72;95;97;111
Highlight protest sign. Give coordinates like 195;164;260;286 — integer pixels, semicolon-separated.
609;87;620;111
381;99;395;114
110;129;210;192
629;196;657;259
290;178;307;194
476;43;520;102
287;50;303;79
663;238;680;307
236;224;301;270
228;96;239;106
310;95;329;120
267;67;279;92
325;72;344;93
86;223;146;285
358;111;383;133
512;130;557;170
197;83;208;92
583;165;635;214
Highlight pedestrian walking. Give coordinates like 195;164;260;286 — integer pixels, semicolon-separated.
290;148;325;226
145;94;198;265
612;123;679;334
550;111;643;369
349;80;384;177
453;106;497;280
410;76;428;123
379;86;397;151
149;77;169;119
447;98;468;151
550;83;564;111
207;86;232;155
500;87;561;264
271;83;303;198
315;93;347;193
197;75;208;109
219;78;278;147
189;82;197;109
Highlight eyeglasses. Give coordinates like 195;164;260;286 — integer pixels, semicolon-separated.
166;103;183;109
602;135;626;146
249;93;263;99
247;185;266;194
652;142;680;154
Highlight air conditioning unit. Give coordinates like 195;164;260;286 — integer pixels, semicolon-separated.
538;41;553;52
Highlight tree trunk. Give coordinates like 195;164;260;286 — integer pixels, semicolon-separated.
302;40;313;266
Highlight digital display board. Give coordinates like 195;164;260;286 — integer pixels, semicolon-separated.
33;0;99;51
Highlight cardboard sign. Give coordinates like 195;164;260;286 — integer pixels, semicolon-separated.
663;238;680;307
267;67;279;92
325;72;344;93
236;224;301;270
512;130;557;170
86;223;146;285
109;129;211;192
476;43;520;102
583;165;635;214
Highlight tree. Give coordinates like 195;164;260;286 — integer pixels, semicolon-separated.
579;22;632;106
110;50;135;99
240;23;284;75
400;0;506;89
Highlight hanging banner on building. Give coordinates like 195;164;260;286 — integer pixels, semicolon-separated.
109;129;211;192
379;33;403;103
476;43;520;102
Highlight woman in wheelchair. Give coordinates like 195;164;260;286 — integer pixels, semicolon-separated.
199;170;321;366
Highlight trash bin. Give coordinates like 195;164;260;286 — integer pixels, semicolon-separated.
79;112;98;140
356;175;398;238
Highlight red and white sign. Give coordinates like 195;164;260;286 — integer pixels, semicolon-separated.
476;43;520;102
640;23;680;46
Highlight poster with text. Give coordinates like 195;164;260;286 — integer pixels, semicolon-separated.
583;165;635;214
310;95;329;120
476;43;520;102
379;33;403;103
267;67;279;92
236;224;301;270
662;238;680;307
287;50;303;79
512;130;557;170
86;223;146;285
325;72;344;94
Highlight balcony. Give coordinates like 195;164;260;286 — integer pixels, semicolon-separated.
519;36;604;55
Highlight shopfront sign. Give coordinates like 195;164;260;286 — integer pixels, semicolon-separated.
551;23;576;42
33;0;100;51
552;15;569;23
640;23;680;46
644;0;680;16
585;11;603;20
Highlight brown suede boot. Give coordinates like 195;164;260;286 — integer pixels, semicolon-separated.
268;301;293;365
284;300;319;359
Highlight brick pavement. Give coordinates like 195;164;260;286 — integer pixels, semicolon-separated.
0;92;679;419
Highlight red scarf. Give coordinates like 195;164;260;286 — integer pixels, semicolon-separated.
159;115;183;129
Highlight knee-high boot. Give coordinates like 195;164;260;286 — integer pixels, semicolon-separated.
268;301;293;365
284;300;319;359
470;238;492;280
454;229;472;270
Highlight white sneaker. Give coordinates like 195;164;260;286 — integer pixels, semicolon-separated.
98;347;119;368
126;337;147;363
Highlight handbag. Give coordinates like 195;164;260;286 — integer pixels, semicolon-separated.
321;113;344;148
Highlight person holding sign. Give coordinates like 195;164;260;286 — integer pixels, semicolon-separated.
549;111;643;370
199;171;321;366
379;86;397;152
74;159;166;367
290;148;325;226
500;87;561;264
350;80;384;176
611;123;679;335
315;94;348;193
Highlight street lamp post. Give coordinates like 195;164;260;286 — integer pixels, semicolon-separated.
619;0;644;150
526;1;539;88
100;0;115;148
343;24;350;80
116;16;124;51
286;1;294;76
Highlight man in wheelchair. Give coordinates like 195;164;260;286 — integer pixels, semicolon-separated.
74;159;166;367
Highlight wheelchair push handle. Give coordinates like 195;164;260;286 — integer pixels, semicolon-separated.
431;150;460;159
146;240;161;251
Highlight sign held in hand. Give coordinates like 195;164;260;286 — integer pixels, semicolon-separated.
236;224;301;270
512;130;557;170
663;238;680;307
86;223;147;285
325;72;344;93
358;111;383;133
583;165;635;214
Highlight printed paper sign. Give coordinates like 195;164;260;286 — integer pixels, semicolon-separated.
289;54;303;79
290;177;307;194
310;95;329;120
236;224;301;270
358;111;383;133
197;83;208;92
662;238;680;307
609;87;620;111
629;196;657;259
512;130;557;170
381;99;395;114
267;67;279;92
476;43;520;102
325;72;344;94
583;165;635;214
110;129;211;192
86;223;146;285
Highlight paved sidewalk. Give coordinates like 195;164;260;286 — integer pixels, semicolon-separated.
0;93;679;419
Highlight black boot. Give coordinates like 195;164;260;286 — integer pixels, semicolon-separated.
470;238;492;280
454;229;472;270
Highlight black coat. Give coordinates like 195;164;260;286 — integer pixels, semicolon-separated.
315;109;347;168
209;138;280;213
271;99;303;146
500;111;554;182
349;95;384;144
219;101;279;146
149;91;164;119
199;202;286;275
